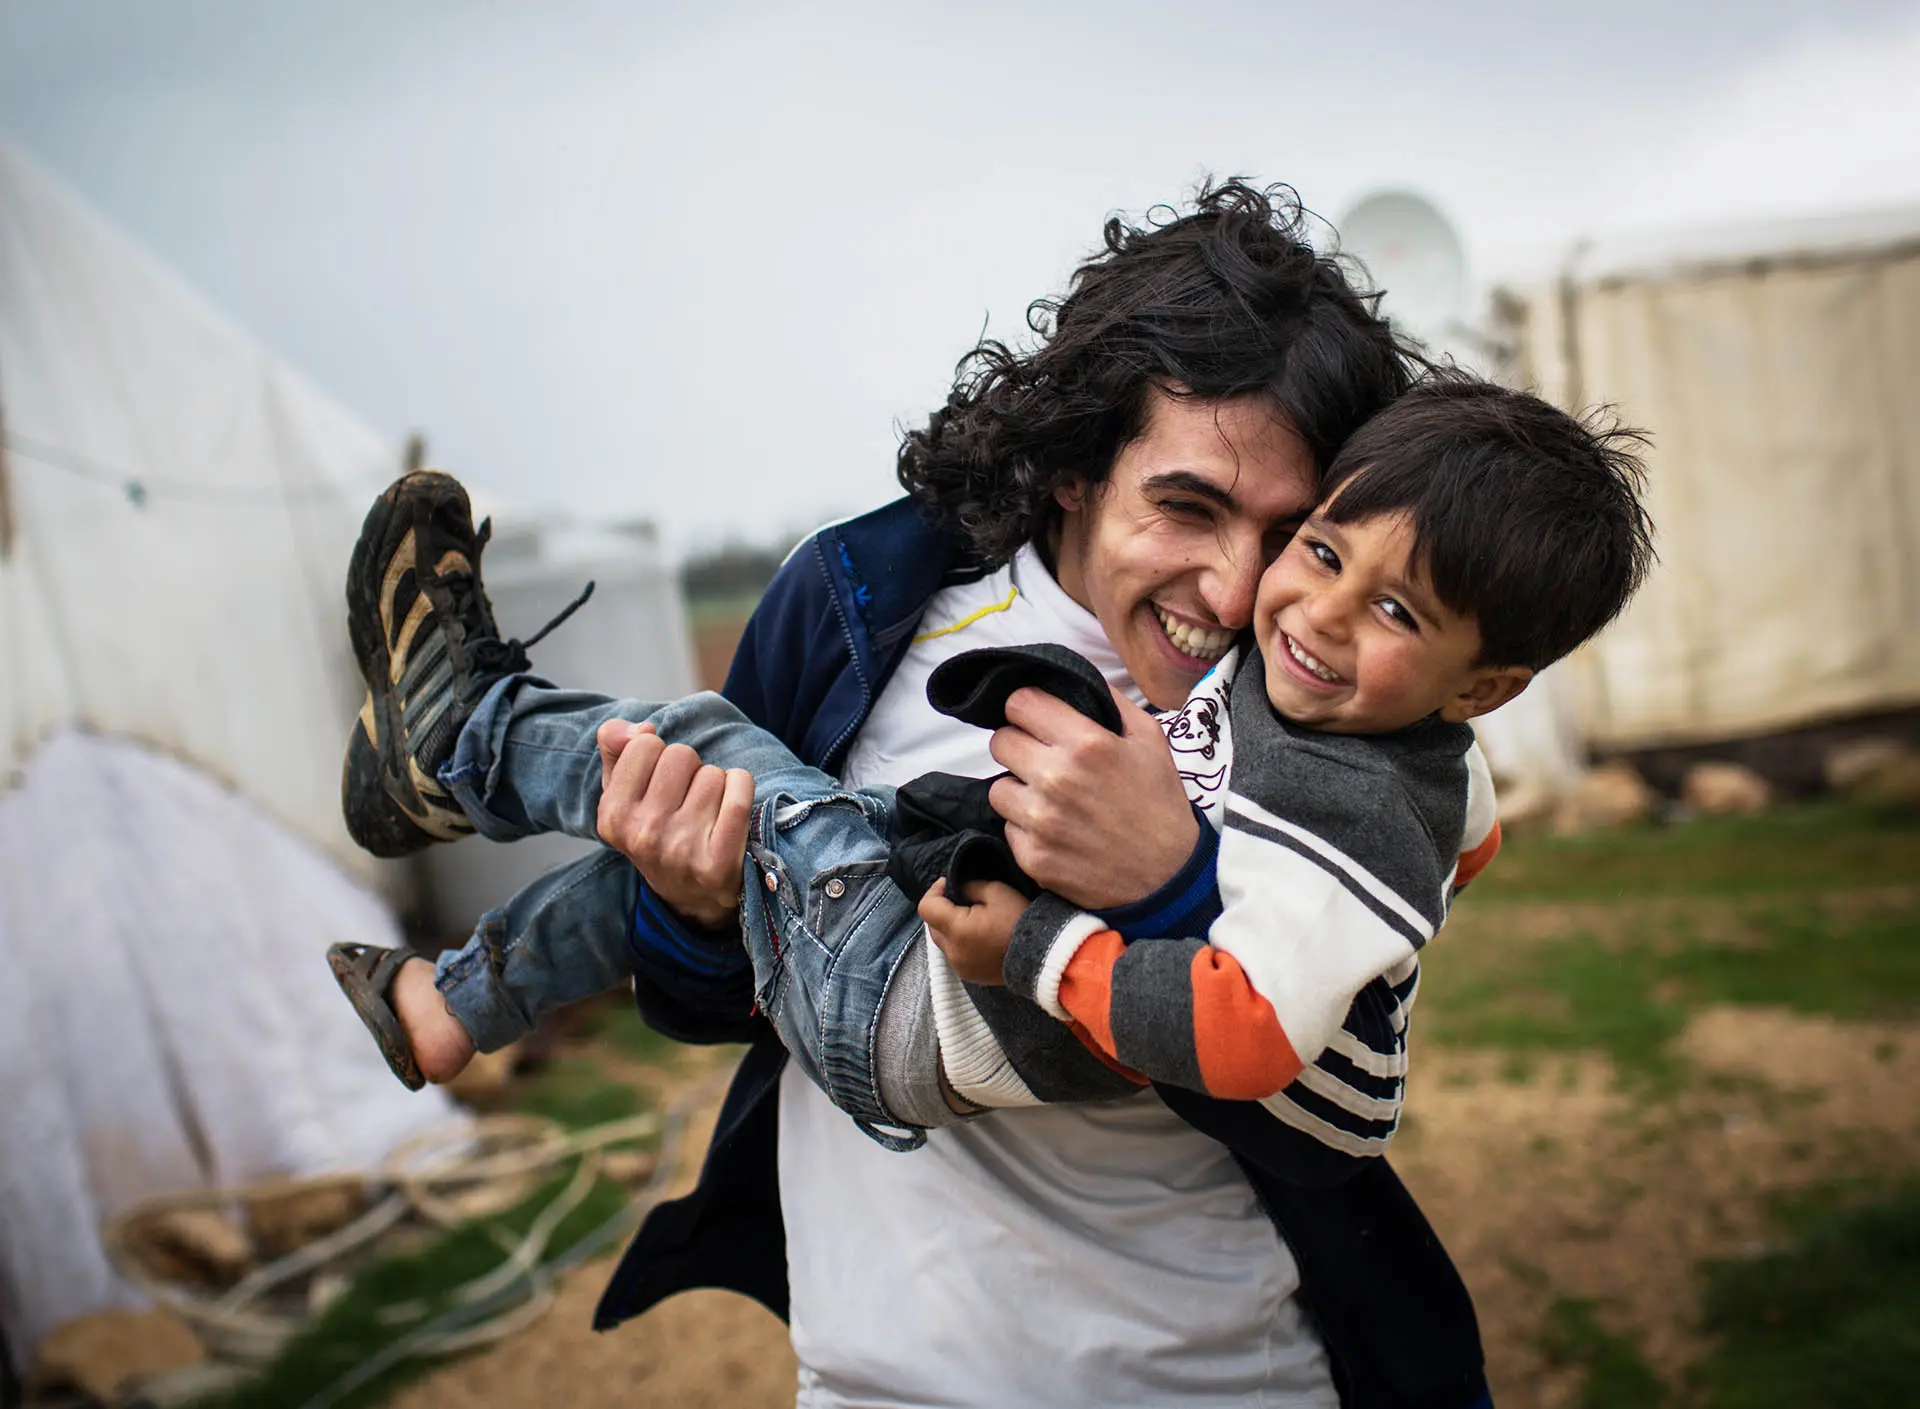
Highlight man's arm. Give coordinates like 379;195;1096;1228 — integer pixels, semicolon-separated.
602;536;850;1043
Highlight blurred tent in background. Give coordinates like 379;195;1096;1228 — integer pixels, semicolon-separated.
1492;206;1920;763
0;140;462;1368
1344;190;1920;813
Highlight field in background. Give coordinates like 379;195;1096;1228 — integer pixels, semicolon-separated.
1398;800;1920;1407
686;595;759;693
206;802;1918;1409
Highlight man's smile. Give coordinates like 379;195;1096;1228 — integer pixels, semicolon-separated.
1152;604;1232;663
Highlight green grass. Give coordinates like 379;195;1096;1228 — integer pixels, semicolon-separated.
1691;1181;1920;1408
512;1054;648;1129
1423;802;1920;1083
1467;800;1920;903
684;591;765;628
578;999;683;1066
1537;1296;1669;1408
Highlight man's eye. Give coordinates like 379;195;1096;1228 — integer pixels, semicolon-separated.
1160;499;1209;520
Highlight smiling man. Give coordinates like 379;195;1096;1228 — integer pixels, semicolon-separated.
573;181;1493;1408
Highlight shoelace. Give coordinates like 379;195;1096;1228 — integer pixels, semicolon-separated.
429;517;597;680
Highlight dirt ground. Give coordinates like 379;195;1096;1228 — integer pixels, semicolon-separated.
1394;1007;1920;1406
389;999;1919;1409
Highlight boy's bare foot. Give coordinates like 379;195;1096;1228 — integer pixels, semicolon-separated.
389;957;477;1084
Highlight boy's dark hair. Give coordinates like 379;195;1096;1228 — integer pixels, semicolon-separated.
1320;374;1655;671
897;179;1419;565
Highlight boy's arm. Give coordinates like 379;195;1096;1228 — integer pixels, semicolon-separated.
1001;789;1463;1153
1003;863;1418;1104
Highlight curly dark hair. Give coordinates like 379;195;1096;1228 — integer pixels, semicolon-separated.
896;178;1420;565
1321;372;1657;670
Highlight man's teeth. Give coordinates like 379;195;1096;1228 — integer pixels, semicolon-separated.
1286;634;1343;683
1153;606;1232;661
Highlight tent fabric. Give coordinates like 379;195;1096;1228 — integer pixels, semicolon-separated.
0;731;463;1364
0;139;395;881
0;142;462;1368
1499;212;1920;751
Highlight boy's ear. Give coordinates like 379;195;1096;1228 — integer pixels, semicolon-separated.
1439;665;1534;724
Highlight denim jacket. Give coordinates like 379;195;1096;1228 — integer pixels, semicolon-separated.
592;497;1492;1409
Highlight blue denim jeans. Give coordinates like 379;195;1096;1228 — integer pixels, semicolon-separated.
432;676;926;1146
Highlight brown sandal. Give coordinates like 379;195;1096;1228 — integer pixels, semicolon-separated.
327;942;427;1091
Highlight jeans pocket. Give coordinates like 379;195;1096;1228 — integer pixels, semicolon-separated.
803;859;896;948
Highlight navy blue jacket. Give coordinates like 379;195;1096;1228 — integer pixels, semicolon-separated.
593;498;1492;1409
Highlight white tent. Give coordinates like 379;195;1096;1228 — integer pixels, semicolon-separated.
0;140;460;1366
1489;204;1920;764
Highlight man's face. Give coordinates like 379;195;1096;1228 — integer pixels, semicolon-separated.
1052;387;1317;710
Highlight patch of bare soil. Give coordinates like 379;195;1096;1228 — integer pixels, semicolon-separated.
394;1001;1917;1409
1394;1007;1920;1408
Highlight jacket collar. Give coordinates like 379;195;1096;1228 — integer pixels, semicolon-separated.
816;495;984;680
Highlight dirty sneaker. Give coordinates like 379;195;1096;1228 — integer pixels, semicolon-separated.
341;471;590;857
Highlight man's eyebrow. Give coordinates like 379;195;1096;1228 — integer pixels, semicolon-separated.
1139;470;1238;507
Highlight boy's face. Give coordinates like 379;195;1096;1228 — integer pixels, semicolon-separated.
1253;506;1531;734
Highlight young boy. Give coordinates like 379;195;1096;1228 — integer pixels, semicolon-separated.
920;376;1653;1111
330;375;1652;1150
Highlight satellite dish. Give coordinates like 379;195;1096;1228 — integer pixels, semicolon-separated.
1337;190;1470;352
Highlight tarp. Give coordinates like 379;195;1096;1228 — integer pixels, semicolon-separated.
0;141;461;1367
0;732;462;1361
0;139;394;881
1497;206;1920;752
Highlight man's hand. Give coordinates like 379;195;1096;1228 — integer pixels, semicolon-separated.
596;720;752;931
919;878;1030;986
986;685;1198;910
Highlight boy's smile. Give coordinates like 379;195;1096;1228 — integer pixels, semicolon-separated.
1255;507;1530;734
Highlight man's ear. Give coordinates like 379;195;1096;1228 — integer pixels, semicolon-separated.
1439;666;1534;724
1054;479;1088;514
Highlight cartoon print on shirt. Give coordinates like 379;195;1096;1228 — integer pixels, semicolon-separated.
1157;648;1239;831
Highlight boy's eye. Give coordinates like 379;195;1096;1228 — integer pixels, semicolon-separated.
1379;598;1419;632
1307;540;1340;572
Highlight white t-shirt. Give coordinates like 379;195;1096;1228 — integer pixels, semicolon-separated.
782;544;1338;1409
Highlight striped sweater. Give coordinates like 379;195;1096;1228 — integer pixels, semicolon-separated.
1000;644;1499;1157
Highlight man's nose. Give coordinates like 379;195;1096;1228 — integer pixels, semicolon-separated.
1197;532;1264;629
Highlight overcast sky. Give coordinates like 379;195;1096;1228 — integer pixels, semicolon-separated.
4;0;1919;550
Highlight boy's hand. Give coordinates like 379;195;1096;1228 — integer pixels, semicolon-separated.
596;720;751;931
919;878;1030;986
